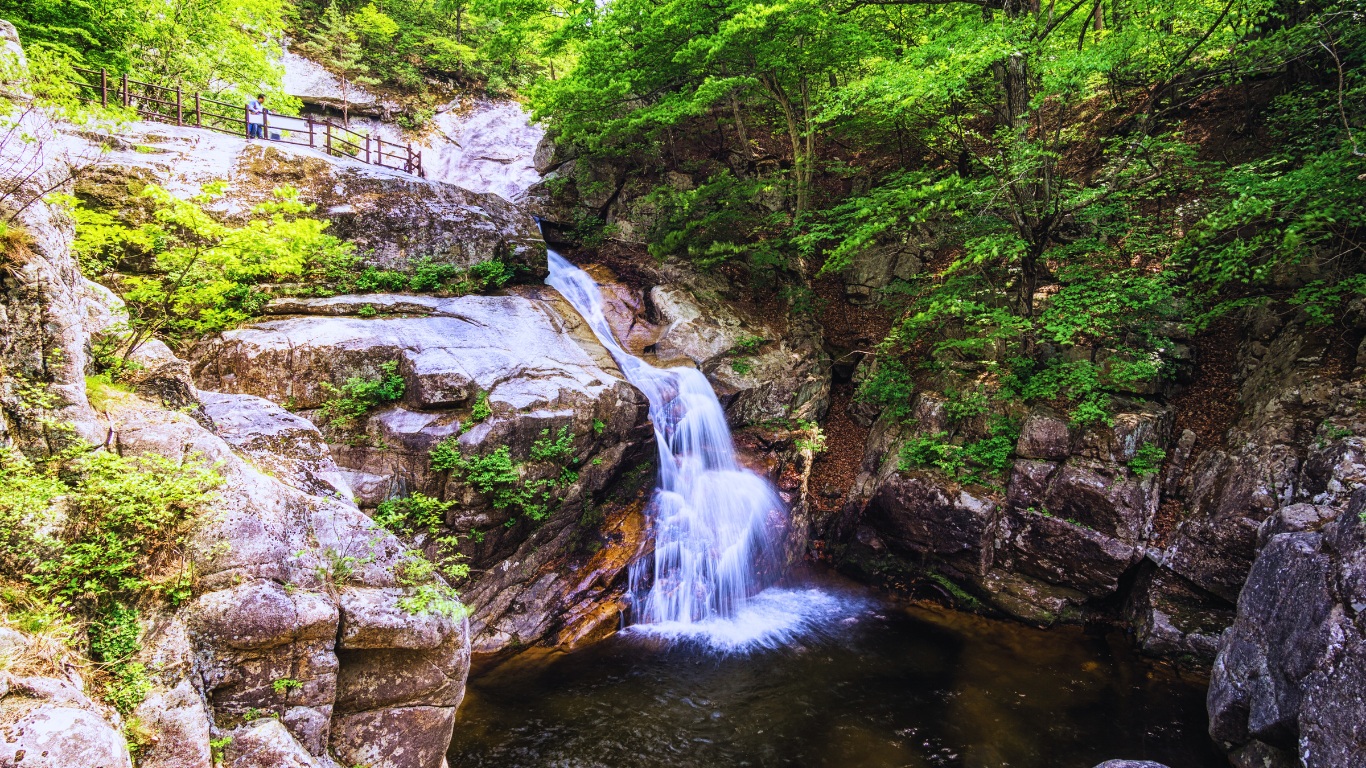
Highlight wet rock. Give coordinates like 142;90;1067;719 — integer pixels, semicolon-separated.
1092;761;1171;768
647;273;831;425
973;569;1087;626
1125;565;1232;661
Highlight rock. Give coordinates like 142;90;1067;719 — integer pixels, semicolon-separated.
1125;565;1232;661
236;145;544;275
191;291;654;652
863;470;999;579
1000;508;1141;597
1041;462;1159;542
329;707;455;768
222;719;324;768
646;266;831;425
68;124;543;277
198;391;353;501
837;239;926;305
1016;408;1071;460
0;702;132;768
338;588;459;650
973;569;1087;626
1208;489;1366;765
132;679;214;768
282;49;392;118
1092;761;1171;768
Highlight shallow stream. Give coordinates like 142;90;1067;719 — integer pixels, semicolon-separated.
447;574;1223;768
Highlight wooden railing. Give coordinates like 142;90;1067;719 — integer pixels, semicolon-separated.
68;66;424;178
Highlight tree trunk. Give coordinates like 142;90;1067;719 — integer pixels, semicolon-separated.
762;73;808;216
729;88;753;164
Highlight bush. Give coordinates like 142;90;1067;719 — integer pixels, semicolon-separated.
856;358;915;421
1128;443;1166;477
317;361;406;428
0;442;219;715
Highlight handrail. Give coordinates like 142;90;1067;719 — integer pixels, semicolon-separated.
67;66;425;178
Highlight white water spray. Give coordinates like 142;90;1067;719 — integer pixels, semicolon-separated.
546;251;790;635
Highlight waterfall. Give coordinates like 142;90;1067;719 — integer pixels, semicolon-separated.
546;251;788;630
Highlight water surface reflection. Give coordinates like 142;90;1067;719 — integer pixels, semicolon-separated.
449;577;1223;768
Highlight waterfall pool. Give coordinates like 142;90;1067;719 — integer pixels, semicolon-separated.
447;573;1222;768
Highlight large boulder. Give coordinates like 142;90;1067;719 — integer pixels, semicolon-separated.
190;291;654;652
1207;489;1366;766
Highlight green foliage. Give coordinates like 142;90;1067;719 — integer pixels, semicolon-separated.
529;425;575;462
2;0;295;103
855;358;915;421
0;443;219;715
296;2;381;126
72;183;356;352
1128;444;1167;478
429;426;580;525
317;361;406;429
898;417;1019;486
373;492;449;538
430;440;548;522
272;678;304;694
794;420;827;455
470;390;492;422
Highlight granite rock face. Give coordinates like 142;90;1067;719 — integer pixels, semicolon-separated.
190;291;655;653
68;124;543;277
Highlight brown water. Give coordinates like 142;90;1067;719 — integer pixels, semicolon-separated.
448;576;1223;768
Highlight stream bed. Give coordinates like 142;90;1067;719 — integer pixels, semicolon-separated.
447;574;1223;768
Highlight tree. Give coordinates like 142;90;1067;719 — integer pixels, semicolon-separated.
297;3;380;126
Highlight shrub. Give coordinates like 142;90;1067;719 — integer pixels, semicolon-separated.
1128;443;1166;477
856;358;915;421
317;361;406;428
470;390;491;421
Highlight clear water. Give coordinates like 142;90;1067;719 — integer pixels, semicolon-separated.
547;251;788;634
447;574;1224;768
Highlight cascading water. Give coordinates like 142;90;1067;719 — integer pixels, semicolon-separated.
547;251;827;646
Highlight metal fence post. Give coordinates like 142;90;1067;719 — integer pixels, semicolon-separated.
121;73;129;108
244;105;250;137
325;122;332;156
100;69;108;107
307;116;315;148
195;93;202;126
175;85;183;126
263;110;269;141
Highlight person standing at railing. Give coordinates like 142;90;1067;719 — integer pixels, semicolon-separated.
246;94;266;139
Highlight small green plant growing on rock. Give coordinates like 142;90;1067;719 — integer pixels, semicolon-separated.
317;361;406;429
0;443;220;715
395;554;468;620
1128;443;1167;477
272;678;303;694
470;390;492;422
530;425;575;462
794;420;827;455
209;736;233;764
